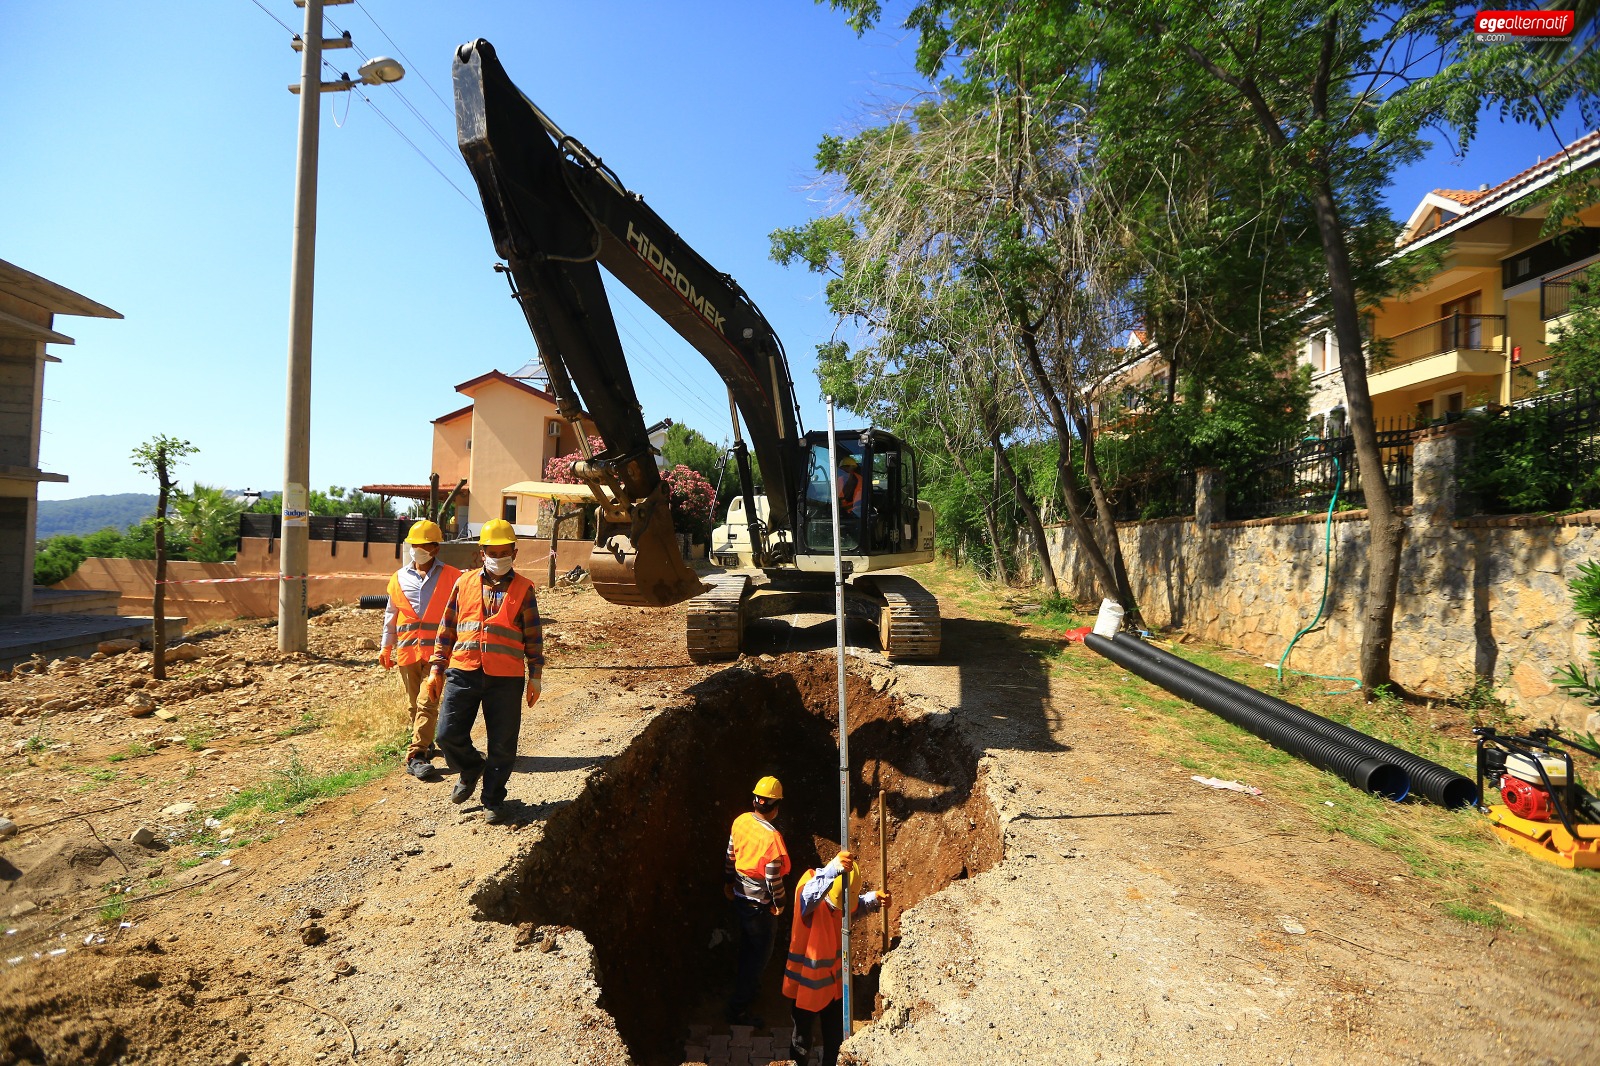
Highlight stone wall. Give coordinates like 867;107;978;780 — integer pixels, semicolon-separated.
1045;426;1600;729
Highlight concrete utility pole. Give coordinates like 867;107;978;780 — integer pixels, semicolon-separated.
278;0;327;652
277;0;402;651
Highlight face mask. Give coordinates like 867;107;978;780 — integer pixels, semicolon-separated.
483;555;513;576
409;547;437;569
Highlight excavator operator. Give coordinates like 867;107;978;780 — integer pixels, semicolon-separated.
836;455;863;518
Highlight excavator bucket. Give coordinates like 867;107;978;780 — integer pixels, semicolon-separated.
588;486;705;607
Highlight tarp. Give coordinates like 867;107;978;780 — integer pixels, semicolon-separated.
501;479;615;504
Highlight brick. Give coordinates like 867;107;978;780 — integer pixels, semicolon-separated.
707;1035;731;1057
683;1046;709;1063
748;1037;773;1057
729;1024;755;1045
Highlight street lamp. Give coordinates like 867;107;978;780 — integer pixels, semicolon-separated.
278;0;404;652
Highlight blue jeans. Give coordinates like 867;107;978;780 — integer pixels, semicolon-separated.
435;668;523;805
729;897;776;1016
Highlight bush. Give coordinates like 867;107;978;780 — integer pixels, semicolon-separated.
661;464;716;544
1556;559;1600;707
33;535;87;586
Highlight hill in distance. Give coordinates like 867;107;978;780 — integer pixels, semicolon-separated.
36;494;157;539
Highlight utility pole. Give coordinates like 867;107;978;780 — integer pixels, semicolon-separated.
278;0;328;652
277;0;402;651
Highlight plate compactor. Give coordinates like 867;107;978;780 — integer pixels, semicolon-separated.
1474;727;1600;869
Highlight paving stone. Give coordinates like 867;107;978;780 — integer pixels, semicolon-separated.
748;1036;773;1058
706;1035;731;1057
683;1046;708;1063
729;1024;754;1045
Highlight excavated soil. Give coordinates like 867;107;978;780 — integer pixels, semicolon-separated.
472;658;1000;1063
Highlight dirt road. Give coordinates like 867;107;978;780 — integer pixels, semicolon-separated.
1;578;1594;1065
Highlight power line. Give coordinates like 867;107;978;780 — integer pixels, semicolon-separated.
246;0;298;37
351;83;482;212
614;320;725;426
322;12;468;173
354;0;455;119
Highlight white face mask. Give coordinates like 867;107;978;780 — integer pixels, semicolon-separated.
483;554;513;576
409;546;437;569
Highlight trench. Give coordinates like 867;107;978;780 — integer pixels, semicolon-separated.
473;656;1002;1064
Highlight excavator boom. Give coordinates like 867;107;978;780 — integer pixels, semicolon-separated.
453;40;802;606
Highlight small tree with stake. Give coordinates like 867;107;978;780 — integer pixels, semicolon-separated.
131;435;196;680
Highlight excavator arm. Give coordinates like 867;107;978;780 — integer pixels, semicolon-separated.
453;40;802;605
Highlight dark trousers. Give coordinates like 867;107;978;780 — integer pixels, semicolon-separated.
729;897;775;1016
435;667;523;805
790;1000;844;1066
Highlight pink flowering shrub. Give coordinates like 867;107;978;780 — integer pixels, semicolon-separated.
661;464;716;543
543;435;608;484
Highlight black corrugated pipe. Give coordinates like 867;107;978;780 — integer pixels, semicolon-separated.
1085;633;1411;801
1112;634;1478;809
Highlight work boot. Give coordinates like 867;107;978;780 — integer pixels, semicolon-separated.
406;757;437;781
483;803;508;824
450;774;479;804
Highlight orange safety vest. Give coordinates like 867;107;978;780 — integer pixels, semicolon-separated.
448;569;537;677
387;563;462;666
783;869;845;1011
729;811;791;892
837;470;862;515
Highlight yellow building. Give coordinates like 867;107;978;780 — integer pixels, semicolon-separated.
1303;131;1600;427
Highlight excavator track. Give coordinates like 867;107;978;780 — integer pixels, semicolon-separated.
686;573;749;662
861;574;941;660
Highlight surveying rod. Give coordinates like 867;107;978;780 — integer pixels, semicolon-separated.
825;398;853;1032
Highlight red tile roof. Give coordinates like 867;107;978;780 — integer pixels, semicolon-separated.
454;369;558;402
431;402;474;425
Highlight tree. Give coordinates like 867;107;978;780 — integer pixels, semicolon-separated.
661;464;718;545
131;435;196;680
308;485;393;519
819;0;1551;692
171;484;245;563
33;534;87;587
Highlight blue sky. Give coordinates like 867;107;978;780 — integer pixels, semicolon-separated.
4;2;1591;500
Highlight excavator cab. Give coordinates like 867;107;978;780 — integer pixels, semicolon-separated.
797;430;919;559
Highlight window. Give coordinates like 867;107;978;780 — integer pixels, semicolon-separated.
1416;399;1435;423
501;496;517;523
1441;391;1464;415
1310;333;1327;371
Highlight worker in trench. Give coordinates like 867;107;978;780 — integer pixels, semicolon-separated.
378;519;462;782
784;852;888;1066
723;776;791;1027
425;519;543;824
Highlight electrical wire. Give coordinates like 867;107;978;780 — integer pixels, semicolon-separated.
354;0;455;119
322;12;469;171
613;319;726;426
245;0;298;37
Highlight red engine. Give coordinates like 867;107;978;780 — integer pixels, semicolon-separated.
1502;775;1553;821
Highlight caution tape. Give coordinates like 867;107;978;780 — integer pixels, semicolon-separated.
155;554;559;586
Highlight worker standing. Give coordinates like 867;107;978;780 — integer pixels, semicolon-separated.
836;454;863;517
379;520;462;781
426;519;543;824
783;851;888;1066
724;776;791;1027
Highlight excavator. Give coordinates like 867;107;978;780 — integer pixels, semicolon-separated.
452;40;939;661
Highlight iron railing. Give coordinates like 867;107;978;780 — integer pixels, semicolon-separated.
238;513;425;554
1540;265;1590;320
1371;313;1505;370
1465;385;1600;514
1231;420;1416;520
1109;469;1196;522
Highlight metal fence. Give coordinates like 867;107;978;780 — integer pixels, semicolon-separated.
239;513;421;547
1465;385;1600;514
1109;469;1196;522
1231;419;1416;520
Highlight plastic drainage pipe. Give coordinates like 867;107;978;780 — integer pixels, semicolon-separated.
1112;634;1479;809
1085;632;1411;801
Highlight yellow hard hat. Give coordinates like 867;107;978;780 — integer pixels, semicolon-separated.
479;519;517;546
752;775;783;801
826;865;858;914
404;519;444;545
839;455;859;469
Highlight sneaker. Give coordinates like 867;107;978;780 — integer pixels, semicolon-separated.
450;775;479;804
426;745;443;760
483;803;508;824
406;758;437;781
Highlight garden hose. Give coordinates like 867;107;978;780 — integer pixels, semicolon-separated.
1278;440;1361;694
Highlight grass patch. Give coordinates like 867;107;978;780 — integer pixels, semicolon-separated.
215;751;394;820
98;898;129;925
324;681;409;747
73;766;121;793
276;710;322;740
1442;902;1508;928
106;742;157;763
183;726;218;752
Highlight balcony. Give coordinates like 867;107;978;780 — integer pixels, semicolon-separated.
1367;313;1505;395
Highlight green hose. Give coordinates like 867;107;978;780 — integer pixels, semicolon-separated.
1277;442;1360;694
